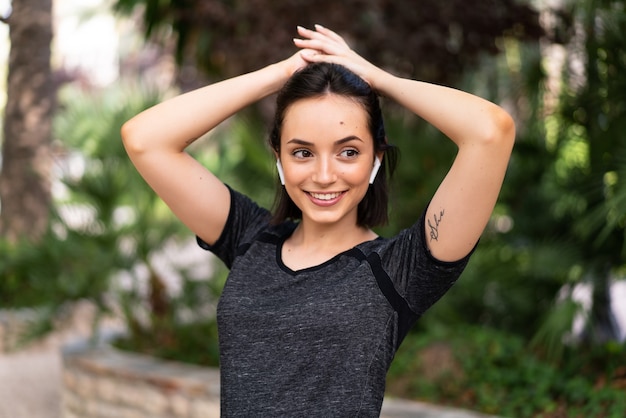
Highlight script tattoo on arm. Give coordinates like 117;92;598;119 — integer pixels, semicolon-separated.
428;209;445;242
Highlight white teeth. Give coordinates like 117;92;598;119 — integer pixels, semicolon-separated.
310;192;342;201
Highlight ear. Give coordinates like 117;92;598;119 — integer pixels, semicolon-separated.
369;156;382;184
276;159;286;186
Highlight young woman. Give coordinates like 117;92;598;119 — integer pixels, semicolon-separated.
122;25;515;416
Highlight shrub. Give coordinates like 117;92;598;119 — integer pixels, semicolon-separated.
387;326;626;417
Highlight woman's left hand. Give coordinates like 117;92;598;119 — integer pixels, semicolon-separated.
293;25;386;89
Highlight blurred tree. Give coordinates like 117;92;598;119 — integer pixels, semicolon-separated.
435;0;626;354
545;0;626;344
112;0;543;85
0;83;192;345
0;0;56;242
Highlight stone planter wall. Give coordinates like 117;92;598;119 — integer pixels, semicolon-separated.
0;308;40;353
61;343;220;418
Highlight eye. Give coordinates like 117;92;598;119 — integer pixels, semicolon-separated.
339;148;360;158
293;149;313;159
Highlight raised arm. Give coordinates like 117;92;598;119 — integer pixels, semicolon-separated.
121;53;309;245
294;25;515;261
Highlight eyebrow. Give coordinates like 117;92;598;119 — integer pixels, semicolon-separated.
286;136;364;146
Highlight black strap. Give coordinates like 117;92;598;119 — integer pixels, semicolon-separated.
350;248;418;349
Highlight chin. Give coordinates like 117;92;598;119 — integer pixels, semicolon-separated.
302;210;357;227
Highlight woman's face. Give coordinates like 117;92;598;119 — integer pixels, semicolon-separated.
279;94;376;229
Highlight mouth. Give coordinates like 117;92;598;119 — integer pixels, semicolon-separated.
306;191;346;206
308;191;343;201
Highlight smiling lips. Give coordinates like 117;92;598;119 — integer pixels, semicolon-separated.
307;191;345;206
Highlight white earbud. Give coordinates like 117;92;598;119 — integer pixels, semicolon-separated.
276;159;286;185
369;156;382;184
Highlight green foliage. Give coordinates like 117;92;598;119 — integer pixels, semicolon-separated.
0;201;132;344
193;111;277;209
112;0;543;84
378;112;458;236
383;3;626;408
388;327;626;417
0;224;126;307
0;78;153;325
114;266;225;367
0;83;220;349
55;83;228;353
113;245;228;367
539;0;626;343
115;316;221;366
419;0;626;355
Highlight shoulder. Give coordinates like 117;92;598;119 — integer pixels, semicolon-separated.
356;209;474;319
197;186;291;266
359;207;474;281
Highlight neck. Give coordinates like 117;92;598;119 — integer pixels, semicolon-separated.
290;218;377;252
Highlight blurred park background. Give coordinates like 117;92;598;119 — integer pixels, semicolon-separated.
1;0;625;416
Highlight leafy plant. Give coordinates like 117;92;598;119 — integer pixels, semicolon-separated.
0;82;225;354
387;327;626;417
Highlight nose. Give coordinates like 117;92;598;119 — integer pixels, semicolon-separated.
312;156;337;185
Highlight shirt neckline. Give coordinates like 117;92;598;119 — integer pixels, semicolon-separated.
275;226;383;276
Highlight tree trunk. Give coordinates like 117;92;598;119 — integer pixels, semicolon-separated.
0;0;55;242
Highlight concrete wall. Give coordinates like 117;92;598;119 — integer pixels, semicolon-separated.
61;344;220;418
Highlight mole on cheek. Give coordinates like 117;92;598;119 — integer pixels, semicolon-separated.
340;121;344;125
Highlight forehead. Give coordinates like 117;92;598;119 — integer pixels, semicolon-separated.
281;95;371;143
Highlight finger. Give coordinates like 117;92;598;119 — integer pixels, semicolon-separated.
298;49;321;63
293;38;346;56
297;25;326;41
300;51;330;66
299;48;375;87
299;49;345;67
313;24;349;47
297;25;347;49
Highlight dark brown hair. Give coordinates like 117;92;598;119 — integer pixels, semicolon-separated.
269;62;398;227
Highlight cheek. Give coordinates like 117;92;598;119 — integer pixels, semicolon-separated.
282;164;310;186
345;164;373;183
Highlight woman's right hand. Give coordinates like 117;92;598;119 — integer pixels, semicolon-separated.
292;25;389;91
278;47;317;79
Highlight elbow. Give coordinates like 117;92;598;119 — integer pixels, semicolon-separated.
484;106;516;150
120;119;146;156
498;109;516;145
